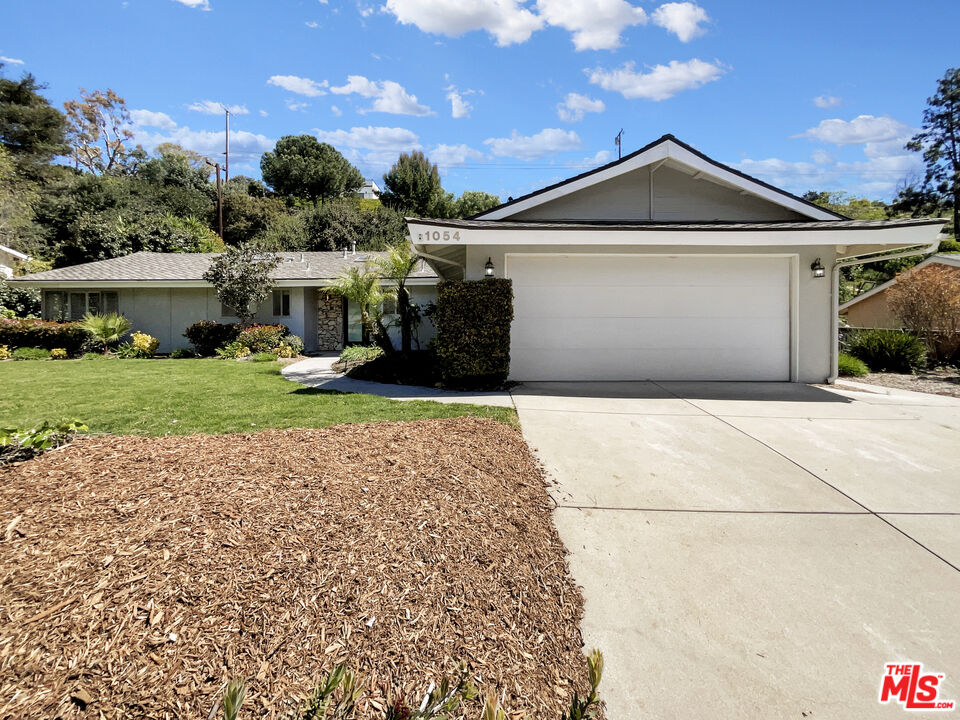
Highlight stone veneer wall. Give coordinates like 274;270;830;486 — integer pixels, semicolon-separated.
317;292;343;351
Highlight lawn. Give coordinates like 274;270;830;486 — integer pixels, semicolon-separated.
0;357;516;434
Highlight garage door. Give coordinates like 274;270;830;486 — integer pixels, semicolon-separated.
508;255;791;381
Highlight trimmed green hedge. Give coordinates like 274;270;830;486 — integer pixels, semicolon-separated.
0;318;88;354
434;279;513;389
183;321;240;356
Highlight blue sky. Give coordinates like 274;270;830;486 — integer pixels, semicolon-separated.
2;1;957;201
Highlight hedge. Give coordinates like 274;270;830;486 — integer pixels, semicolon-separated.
183;321;241;356
0;318;88;354
434;279;513;389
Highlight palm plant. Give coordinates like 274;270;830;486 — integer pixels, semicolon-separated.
81;312;131;354
370;243;420;354
329;266;394;353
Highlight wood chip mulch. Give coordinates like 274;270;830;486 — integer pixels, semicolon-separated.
0;418;594;719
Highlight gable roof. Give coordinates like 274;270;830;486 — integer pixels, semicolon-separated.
473;134;847;222
839;254;960;311
10;251;437;284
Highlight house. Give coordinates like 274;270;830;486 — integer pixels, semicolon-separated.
358;180;380;200
840;254;960;329
10;250;438;353
409;134;944;383
0;245;30;278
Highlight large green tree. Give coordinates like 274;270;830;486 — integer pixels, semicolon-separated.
906;67;960;236
380;151;452;217
260;135;363;204
0;68;69;178
63;88;143;175
453;190;501;218
202;244;280;326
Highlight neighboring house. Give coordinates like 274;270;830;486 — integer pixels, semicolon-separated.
10;250;438;353
840;254;960;329
0;245;30;278
358;180;380;199
409;134;944;383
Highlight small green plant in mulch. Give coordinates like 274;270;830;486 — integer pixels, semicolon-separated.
339;345;384;366
838;352;869;377
0;419;87;465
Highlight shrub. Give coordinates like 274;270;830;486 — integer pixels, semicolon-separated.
216;341;251;359
280;333;304;355
0;318;88;354
939;238;960;253
236;323;288;353
184;320;240;356
50;348;68;360
0;345;8;360
885;264;960;361
170;348;196;359
434;279;513;389
12;347;51;360
250;352;277;363
847;329;927;373
838;352;868;377
339;344;384;365
0;419;87;466
118;331;160;359
81;312;132;353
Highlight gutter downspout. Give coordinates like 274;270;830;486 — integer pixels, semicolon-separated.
827;238;941;384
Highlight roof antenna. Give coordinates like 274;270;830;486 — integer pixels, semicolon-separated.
614;129;624;160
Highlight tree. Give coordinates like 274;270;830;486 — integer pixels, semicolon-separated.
801;191;887;220
0;68;69;177
370;243;420;354
137;144;211;191
380;151;451;217
453;191;501;218
260;135;363;204
63;89;142;174
906;67;960;237
81;312;131;354
329;266;393;352
202;244;279;326
887;264;960;360
0;145;39;251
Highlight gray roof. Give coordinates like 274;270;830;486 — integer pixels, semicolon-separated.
410;217;946;232
11;251;438;284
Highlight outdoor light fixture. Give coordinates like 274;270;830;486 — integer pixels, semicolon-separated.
484;257;495;277
811;258;825;278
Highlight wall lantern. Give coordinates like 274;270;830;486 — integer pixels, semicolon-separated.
811;258;825;278
484;257;495;278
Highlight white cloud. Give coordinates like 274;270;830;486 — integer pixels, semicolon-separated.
581;149;612;166
484;128;582;160
305;20;319;28
383;0;543;46
588;58;724;100
796;115;912;146
0;56;24;65
172;0;210;9
811;149;834;165
133;126;274;160
331;75;432;116
188;100;249;115
446;87;473;119
430;143;485;167
267;74;329;97
286;100;310;112
557;92;605;122
651;2;708;42
315;125;422;170
331;105;343;117
813;94;841;109
358;5;374;17
535;0;646;50
130;109;178;130
259;109;269;117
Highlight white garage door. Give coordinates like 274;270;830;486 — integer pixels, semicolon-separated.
508;254;791;381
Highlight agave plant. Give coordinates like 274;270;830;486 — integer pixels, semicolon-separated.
81;312;132;354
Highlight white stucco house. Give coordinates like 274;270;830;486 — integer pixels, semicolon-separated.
0;245;30;278
409;134;944;383
11;250;438;353
358;180;380;200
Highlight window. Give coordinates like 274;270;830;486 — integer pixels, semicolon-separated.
220;302;235;318
272;289;290;317
46;291;119;321
346;299;363;344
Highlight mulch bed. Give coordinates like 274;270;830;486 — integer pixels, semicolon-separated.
0;418;592;719
855;368;960;398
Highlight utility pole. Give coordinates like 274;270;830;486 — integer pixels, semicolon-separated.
206;160;223;239
615;129;624;160
224;107;230;184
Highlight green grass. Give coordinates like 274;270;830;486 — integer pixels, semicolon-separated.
0;357;516;435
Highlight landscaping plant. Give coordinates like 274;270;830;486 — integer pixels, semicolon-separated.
339;345;384;366
0;419;86;465
236;324;289;352
0;345;8;360
12;347;50;360
0;318;88;354
50;348;67;360
370;243;421;354
184;320;240;356
81;312;132;354
221;679;246;720
117;331;160;359
216;341;252;359
330;266;393;352
202;244;280;326
837;352;869;377
846;329;927;373
170;348;196;359
886;264;960;361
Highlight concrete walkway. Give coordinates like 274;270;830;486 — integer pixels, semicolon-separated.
281;356;515;407
514;381;960;719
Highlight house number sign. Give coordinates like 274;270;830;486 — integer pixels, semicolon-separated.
416;230;461;241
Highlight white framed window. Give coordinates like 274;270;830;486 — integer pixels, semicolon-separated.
45;291;117;321
220;302;236;318
272;289;290;317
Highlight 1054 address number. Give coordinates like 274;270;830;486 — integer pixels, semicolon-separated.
416;230;461;241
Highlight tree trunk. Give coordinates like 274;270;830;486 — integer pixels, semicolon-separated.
954;187;959;240
398;286;411;355
373;317;395;355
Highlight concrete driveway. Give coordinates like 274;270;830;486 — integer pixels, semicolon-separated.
514;381;960;719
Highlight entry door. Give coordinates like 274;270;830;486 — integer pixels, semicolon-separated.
507;254;791;381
